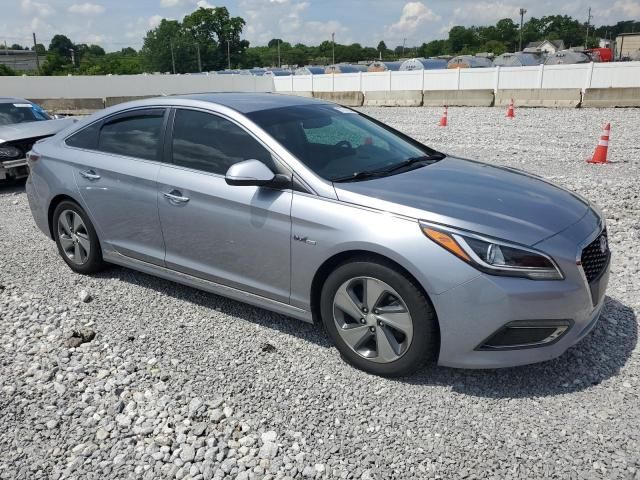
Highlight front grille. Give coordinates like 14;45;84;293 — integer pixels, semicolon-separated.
581;229;609;283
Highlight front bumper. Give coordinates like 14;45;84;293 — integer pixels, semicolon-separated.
432;209;609;369
0;158;28;180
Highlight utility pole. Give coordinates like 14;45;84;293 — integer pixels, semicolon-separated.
585;7;592;48
32;32;40;74
69;48;75;67
277;39;281;68
169;40;176;74
519;8;527;51
331;33;335;65
227;38;231;69
196;43;202;72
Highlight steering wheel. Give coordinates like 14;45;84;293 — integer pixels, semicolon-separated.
335;140;353;150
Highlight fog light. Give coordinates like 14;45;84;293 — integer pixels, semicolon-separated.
477;320;572;350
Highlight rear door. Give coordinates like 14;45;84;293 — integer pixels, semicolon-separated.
156;108;292;303
70;108;168;265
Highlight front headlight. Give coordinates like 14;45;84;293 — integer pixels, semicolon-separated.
421;222;564;280
0;145;23;160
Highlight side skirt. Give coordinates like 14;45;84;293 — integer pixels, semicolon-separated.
103;251;313;323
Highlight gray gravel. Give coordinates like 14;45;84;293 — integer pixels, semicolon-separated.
1;106;639;479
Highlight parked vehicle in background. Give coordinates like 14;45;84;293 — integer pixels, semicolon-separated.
544;50;591;65
399;58;448;71
26;93;610;376
367;61;402;72
0;97;77;182
493;52;544;67
448;55;494;68
324;64;368;74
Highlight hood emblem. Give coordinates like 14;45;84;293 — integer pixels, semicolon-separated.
599;235;608;254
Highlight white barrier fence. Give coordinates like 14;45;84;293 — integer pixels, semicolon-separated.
274;61;640;93
0;73;274;99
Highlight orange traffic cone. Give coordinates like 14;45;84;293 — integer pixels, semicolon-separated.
506;98;515;118
588;123;611;164
439;106;448;127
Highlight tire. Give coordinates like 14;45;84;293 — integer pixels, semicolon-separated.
52;200;106;274
320;257;438;377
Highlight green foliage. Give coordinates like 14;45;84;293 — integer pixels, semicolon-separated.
140;6;247;73
0;64;17;76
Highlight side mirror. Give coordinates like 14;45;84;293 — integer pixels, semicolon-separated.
225;159;277;187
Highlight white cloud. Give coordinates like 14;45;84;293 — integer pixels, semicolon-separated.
611;0;640;17
148;15;164;28
452;2;521;23
68;3;106;15
241;0;350;46
196;0;215;8
20;0;54;16
160;0;183;8
385;2;440;41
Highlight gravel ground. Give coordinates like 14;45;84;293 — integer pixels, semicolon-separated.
1;106;639;479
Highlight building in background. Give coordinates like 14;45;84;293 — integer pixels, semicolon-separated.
616;33;640;60
526;40;565;54
0;50;45;73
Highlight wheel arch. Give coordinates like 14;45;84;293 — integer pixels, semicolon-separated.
310;249;440;346
47;193;83;238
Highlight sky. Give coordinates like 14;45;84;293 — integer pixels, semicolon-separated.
1;0;639;52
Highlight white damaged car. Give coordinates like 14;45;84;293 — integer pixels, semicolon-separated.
0;97;77;182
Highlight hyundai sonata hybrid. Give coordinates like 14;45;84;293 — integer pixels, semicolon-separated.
25;93;610;376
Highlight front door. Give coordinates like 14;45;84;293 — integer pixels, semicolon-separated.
157;108;292;303
71;108;167;265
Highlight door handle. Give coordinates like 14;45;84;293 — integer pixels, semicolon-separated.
163;190;190;204
79;169;101;181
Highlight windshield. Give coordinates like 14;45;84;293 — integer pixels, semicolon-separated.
248;104;442;182
0;102;51;126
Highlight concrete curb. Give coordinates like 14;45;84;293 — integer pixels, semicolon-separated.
495;89;582;108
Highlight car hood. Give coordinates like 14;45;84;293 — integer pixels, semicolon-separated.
0;117;77;144
334;156;590;246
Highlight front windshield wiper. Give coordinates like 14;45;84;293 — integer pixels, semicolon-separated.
333;153;445;183
380;154;445;175
332;170;388;183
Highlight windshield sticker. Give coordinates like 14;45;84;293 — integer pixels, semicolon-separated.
334;106;356;114
13;104;33;108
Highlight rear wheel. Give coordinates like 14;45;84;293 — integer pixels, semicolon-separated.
53;200;105;274
320;258;438;377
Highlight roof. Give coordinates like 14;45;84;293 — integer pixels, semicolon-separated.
171;92;328;113
0;97;30;104
527;39;565;49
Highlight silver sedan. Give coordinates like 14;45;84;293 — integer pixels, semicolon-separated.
25;93;610;376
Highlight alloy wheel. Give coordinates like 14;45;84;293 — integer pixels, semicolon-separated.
332;276;413;363
57;209;91;265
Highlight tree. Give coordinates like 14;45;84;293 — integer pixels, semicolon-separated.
49;34;74;59
10;44;25;50
419;39;448;57
268;38;283;49
495;18;518;50
448;26;477;53
377;40;387;53
32;43;46;54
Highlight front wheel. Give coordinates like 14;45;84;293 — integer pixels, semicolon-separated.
52;200;105;274
320;258;438;377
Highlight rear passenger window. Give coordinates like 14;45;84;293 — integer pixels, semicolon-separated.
171;109;273;175
97;110;165;161
66;122;101;149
